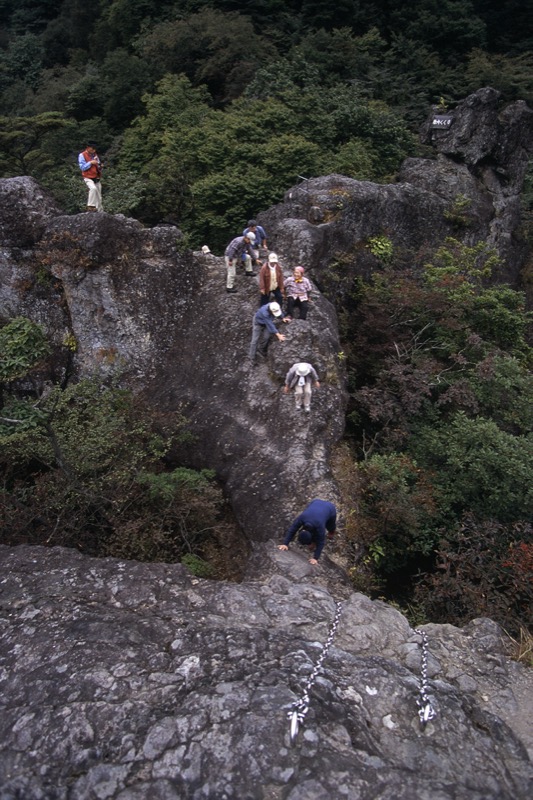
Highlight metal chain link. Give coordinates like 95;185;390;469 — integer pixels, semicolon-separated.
414;628;437;728
286;605;437;742
288;600;343;744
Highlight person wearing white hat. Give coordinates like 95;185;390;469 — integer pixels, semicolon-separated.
249;301;286;364
283;362;320;412
224;232;256;292
259;252;285;308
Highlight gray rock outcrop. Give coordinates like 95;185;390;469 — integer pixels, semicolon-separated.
259;88;533;288
0;179;346;543
0;544;531;799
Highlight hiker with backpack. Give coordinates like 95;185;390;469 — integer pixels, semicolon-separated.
78;142;103;212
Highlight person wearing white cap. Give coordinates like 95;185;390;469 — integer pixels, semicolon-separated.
259;252;285;308
249;301;286;364
283;362;320;412
224;232;256;292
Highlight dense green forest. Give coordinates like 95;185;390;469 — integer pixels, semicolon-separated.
1;0;533;245
1;1;532;645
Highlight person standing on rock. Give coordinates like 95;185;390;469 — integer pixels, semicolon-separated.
283;362;320;412
225;232;256;293
243;219;268;258
78;142;103;212
284;266;312;321
259;252;285;308
278;499;337;565
249;301;287;363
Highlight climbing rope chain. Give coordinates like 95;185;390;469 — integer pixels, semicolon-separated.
414;627;437;728
288;600;343;744
287;601;437;744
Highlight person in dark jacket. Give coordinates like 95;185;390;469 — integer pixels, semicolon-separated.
249;301;286;363
278;499;337;564
243;219;268;251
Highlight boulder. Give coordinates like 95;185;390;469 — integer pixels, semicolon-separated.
258;89;533;289
0;543;531;800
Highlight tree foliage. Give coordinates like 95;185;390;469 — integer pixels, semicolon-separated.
0;0;530;235
0;320;236;571
338;239;533;632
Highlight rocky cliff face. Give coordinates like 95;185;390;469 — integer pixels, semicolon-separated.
0;544;532;800
0;178;346;544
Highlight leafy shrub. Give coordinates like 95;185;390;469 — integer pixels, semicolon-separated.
413;516;533;637
181;553;214;578
350;452;438;574
367;234;394;265
0;317;51;382
337;237;533;633
408;413;533;523
443;194;473;227
0;377;235;571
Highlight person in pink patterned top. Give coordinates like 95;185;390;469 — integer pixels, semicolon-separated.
284;266;312;320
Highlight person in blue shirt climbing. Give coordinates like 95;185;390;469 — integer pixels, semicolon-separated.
249;301;287;363
278;499;337;565
243;219;268;250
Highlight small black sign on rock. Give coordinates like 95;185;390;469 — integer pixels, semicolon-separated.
431;115;453;130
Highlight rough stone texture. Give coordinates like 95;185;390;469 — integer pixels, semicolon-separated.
0;178;65;337
258;88;533;288
41;213;200;382
0;180;346;543
0;544;531;800
0;177;62;248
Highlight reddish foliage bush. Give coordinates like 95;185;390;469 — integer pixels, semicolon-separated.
413;515;533;636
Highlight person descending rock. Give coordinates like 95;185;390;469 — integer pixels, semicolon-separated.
283;362;320;412
284;266;313;321
78;141;103;212
249;301;287;364
278;499;337;565
259;252;285;308
224;232;256;292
